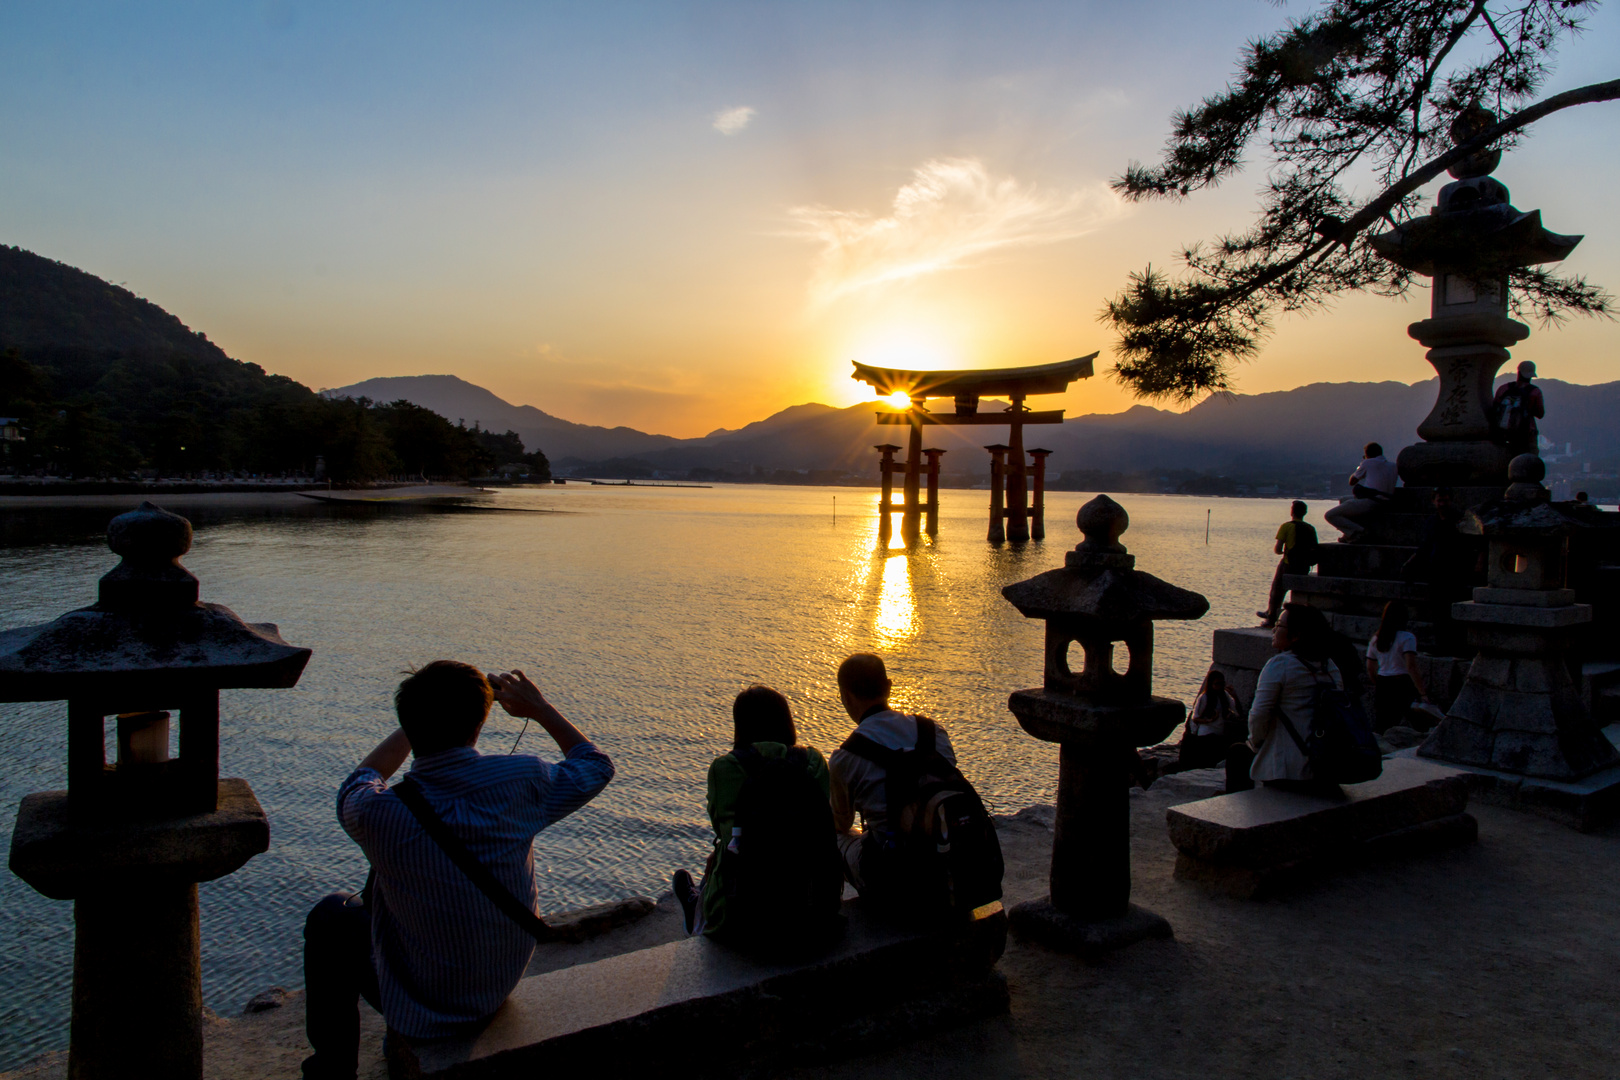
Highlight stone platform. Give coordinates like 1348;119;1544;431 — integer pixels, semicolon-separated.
387;901;1009;1079
1398;723;1620;831
1166;757;1475;898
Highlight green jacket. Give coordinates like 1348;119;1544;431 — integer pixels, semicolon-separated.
700;741;831;938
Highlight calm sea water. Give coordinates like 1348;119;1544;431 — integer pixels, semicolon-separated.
0;485;1297;1066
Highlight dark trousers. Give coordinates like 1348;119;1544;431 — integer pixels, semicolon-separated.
1373;673;1418;733
303;892;381;1080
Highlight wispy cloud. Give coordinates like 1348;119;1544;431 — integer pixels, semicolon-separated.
786;158;1123;306
712;106;755;135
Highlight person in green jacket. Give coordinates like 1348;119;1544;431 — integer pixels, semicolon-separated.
671;685;832;938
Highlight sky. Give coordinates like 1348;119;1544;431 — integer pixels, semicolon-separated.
2;1;1618;438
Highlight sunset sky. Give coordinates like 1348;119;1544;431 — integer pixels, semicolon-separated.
2;2;1617;437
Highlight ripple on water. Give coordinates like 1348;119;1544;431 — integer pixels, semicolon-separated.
0;485;1301;1067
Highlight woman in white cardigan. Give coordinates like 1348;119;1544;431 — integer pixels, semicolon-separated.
1225;603;1346;794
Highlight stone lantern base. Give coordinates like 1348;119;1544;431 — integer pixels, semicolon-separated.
1419;601;1620;830
1008;899;1172;960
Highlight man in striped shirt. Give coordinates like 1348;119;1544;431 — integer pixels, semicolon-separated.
302;661;614;1080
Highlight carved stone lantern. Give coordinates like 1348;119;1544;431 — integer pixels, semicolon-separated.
1419;456;1619;797
1;502;311;1079
1370;108;1581;493
1001;495;1208;955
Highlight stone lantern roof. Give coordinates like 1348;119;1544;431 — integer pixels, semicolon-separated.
0;502;310;704
1002;495;1209;626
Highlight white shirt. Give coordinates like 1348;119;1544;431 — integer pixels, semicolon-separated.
1350;455;1398;495
1248;652;1342;782
1367;630;1417;677
1187;690;1238;737
829;709;956;835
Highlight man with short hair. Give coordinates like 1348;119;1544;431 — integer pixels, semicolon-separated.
827;653;956;899
1324;442;1398;542
1257;500;1317;629
1491;360;1545;454
302;661;613;1079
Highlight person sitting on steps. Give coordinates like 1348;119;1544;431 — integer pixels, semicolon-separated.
302;662;613;1080
670;685;842;948
1324;442;1398;543
1226;604;1352;797
1178;668;1243;770
1366;602;1434;733
1258;500;1318;628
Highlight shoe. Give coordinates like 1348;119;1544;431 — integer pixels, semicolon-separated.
672;869;698;934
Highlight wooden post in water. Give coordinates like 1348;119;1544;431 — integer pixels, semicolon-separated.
1029;449;1052;541
901;404;924;544
923;449;944;536
985;444;1009;543
875;444;900;545
1005;394;1030;542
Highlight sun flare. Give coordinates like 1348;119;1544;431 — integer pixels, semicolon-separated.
882;391;912;409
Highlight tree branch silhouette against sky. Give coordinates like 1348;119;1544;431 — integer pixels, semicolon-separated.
1104;0;1619;403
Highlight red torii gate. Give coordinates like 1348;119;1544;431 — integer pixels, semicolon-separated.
853;354;1095;543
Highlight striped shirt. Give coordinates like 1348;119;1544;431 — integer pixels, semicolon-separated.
338;742;614;1038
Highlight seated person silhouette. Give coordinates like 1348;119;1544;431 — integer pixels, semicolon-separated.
829;653;1003;915
302;662;613;1080
671;685;843;950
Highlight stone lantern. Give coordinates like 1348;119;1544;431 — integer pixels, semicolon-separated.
1419;456;1619;816
1;502;311;1079
1001;495;1208;955
1370;107;1581;493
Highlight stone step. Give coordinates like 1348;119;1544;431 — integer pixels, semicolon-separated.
1166;757;1474;898
387;901;1009;1079
1314;543;1418;579
1325;611;1437;644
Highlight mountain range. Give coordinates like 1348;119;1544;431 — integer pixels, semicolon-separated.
328;373;1620;480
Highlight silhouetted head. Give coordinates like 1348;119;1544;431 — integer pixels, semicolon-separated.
1290;500;1307;519
1375;601;1409;652
837;653;892;721
1518;360;1536;380
395;660;493;755
1364;442;1383;459
1275;603;1334;662
1575;491;1590;504
1194;668;1228;717
732;685;796;749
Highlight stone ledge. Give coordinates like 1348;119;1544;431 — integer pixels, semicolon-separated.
8;779;269;899
1471;587;1577;607
1452;601;1592;627
388;901;1009;1079
1399;738;1620;832
1166;758;1472;898
1281;574;1430;601
1212;628;1275;672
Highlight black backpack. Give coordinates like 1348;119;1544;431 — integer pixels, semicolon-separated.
1287;523;1321;571
1277;661;1383;784
1491;383;1531;441
718;744;845;949
839;717;1004;916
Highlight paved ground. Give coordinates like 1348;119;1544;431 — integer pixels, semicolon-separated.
8;771;1619;1079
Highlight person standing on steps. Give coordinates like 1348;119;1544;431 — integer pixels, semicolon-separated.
1324;443;1398;543
1258;500;1318;629
1490;360;1545;455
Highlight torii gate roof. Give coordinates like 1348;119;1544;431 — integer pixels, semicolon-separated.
851;353;1096;399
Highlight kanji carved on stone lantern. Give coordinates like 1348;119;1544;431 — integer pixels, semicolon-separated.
1;502;311;1080
1001;495;1208;955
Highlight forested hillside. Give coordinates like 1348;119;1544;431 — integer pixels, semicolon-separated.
0;246;547;482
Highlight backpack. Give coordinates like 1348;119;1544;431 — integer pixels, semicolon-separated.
839;717;1004;916
1491;383;1531;441
717;744;845;949
1277;660;1383;784
1287;523;1320;571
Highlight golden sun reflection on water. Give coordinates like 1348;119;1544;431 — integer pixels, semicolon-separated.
873;545;919;644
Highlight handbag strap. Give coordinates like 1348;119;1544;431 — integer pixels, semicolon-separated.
392;775;555;944
1276;659;1334;754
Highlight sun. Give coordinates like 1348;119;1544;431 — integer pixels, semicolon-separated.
882;391;912;409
